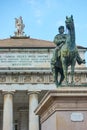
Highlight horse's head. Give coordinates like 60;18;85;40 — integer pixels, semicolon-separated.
65;15;74;30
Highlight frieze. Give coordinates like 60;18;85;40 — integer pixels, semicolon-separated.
0;73;86;84
11;76;19;83
0;76;6;82
24;75;32;83
75;74;81;84
35;75;44;83
49;75;54;83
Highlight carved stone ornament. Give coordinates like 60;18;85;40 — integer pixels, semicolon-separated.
14;16;25;37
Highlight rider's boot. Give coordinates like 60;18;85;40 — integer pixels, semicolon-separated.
76;53;86;65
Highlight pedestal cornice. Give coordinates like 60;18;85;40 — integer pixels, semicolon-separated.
35;87;87;123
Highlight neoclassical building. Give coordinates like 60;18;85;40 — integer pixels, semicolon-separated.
0;17;87;130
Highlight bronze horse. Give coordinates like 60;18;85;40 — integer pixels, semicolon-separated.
54;15;77;86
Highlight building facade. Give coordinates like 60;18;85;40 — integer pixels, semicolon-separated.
0;36;87;130
0;17;87;130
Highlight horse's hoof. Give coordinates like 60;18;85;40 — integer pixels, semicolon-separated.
56;83;62;88
55;83;60;88
55;82;58;87
56;85;60;88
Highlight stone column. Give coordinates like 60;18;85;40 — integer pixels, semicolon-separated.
0;110;3;130
28;91;39;130
2;91;14;130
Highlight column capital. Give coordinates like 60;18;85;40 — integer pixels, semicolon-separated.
27;91;40;96
2;90;15;95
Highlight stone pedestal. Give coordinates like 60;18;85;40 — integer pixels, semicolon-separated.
35;87;87;130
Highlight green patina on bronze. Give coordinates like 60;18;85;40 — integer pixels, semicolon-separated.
51;15;85;87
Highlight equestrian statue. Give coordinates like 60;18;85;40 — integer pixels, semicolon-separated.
51;15;85;87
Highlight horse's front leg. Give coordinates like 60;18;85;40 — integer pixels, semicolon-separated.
64;65;68;85
62;58;68;85
71;59;76;84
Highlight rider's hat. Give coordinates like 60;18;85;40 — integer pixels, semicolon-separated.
58;26;64;30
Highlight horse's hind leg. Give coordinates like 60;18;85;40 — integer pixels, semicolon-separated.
71;66;74;84
59;69;64;85
54;71;59;87
52;67;58;87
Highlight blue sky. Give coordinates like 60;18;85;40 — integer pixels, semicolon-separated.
0;0;87;48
